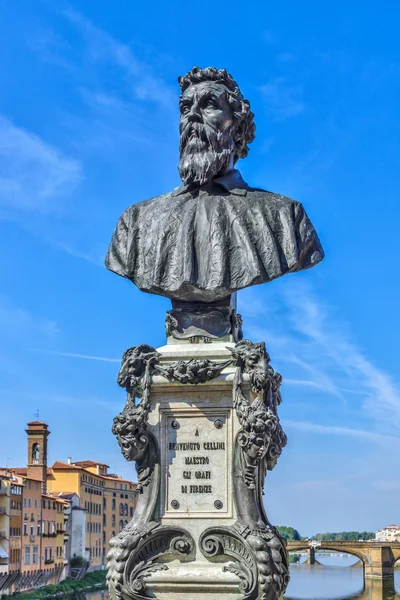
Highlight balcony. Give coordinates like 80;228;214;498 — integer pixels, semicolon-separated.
44;558;54;565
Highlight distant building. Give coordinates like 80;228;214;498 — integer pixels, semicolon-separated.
0;419;138;588
47;459;138;570
375;525;400;542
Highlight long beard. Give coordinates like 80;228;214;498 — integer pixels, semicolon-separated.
178;122;235;186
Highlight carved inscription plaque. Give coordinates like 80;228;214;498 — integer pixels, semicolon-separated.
165;412;228;514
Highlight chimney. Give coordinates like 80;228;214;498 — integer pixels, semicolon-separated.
67;457;72;465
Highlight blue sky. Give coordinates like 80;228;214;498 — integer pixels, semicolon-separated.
0;0;399;536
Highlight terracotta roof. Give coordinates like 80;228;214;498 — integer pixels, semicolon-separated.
52;461;82;470
4;468;27;475
73;460;110;468
49;492;76;499
27;420;48;426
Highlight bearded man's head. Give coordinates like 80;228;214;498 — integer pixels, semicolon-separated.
177;67;256;186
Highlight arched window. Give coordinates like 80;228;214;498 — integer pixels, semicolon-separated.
124;503;128;516
119;503;123;515
112;515;115;527
119;520;123;532
112;498;116;511
112;531;116;537
32;443;40;464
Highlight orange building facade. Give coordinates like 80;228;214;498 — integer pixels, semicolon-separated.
0;419;137;595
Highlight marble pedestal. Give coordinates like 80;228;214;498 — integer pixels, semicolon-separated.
107;331;289;600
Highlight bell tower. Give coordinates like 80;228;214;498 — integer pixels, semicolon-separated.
26;421;50;493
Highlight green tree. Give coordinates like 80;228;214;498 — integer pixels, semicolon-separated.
277;526;301;541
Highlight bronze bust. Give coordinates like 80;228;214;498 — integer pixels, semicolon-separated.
106;67;324;304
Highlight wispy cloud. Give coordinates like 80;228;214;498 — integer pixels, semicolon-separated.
0;115;82;214
62;8;175;110
259;77;305;120
31;349;119;363
284;284;400;432
283;419;400;446
241;281;400;436
0;295;58;338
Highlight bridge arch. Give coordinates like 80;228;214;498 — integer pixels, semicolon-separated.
287;542;367;565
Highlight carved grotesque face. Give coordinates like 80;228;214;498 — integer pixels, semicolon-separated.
178;82;236;185
117;431;148;463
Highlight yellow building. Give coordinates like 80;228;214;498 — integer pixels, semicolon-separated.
47;460;137;570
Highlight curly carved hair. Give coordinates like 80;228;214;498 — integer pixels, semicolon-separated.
178;66;256;163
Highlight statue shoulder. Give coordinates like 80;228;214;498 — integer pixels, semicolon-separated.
116;190;174;222
246;187;303;211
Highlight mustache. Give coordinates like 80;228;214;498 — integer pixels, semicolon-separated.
180;122;220;151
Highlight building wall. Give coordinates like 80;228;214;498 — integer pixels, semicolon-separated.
55;500;65;569
41;496;58;572
0;478;10;577
103;478;138;555
48;465;137;570
70;507;87;560
9;483;22;572
21;478;42;575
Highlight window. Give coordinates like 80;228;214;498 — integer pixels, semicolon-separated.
34;499;37;508
33;546;38;564
30;525;34;536
119;520;123;532
37;523;41;535
119;503;123;515
48;500;51;509
23;523;27;536
24;546;30;565
124;503;128;516
124;484;127;490
112;531;116;537
23;497;27;507
45;547;48;561
112;515;115;527
130;507;133;518
112;499;116;510
28;498;31;507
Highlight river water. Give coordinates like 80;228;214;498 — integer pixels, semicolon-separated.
77;555;400;600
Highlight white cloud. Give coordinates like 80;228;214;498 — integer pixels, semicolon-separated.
283;419;400;446
0;295;58;338
62;8;175;110
0;115;82;213
241;281;400;435
259;77;305;120
284;284;400;432
31;350;119;363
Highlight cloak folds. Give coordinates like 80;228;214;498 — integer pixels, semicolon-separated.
105;170;324;303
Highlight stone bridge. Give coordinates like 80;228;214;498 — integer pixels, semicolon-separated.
287;540;400;579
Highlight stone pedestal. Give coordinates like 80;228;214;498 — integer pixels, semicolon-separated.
107;328;289;600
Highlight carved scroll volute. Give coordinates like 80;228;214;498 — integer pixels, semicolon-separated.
200;527;258;600
123;527;195;600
